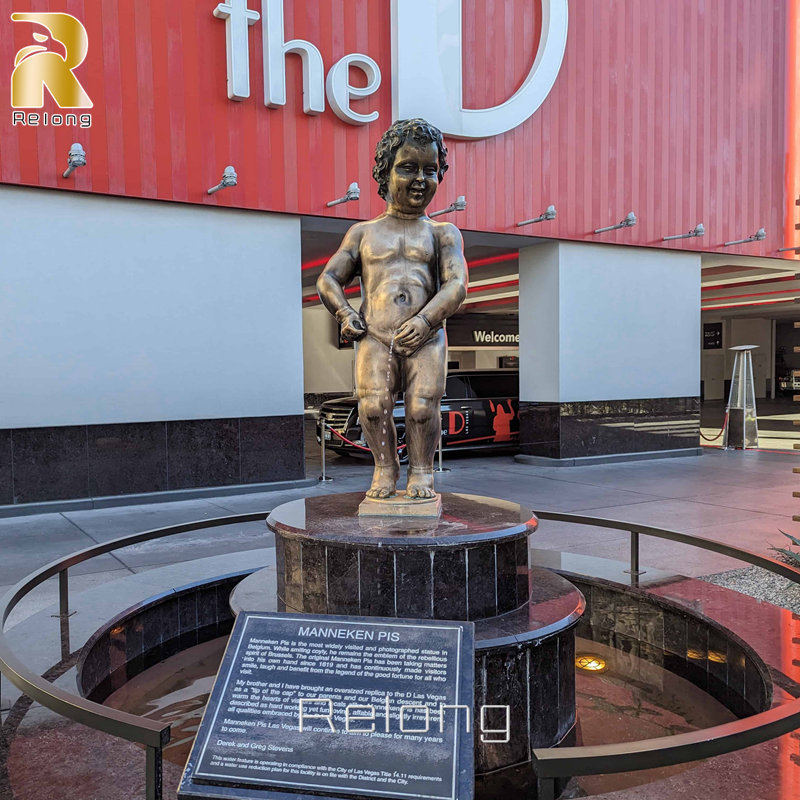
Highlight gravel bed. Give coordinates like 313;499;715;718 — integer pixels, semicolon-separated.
700;565;800;614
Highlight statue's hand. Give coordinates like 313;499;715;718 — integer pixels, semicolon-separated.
394;315;431;353
337;308;367;341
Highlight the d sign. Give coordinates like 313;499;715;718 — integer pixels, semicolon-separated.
391;0;568;140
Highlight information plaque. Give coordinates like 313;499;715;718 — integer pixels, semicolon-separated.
179;612;474;800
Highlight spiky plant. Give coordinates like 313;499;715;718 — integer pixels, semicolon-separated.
770;530;800;567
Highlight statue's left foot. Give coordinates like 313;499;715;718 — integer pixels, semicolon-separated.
406;467;436;499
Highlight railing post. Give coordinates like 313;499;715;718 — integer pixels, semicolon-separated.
319;422;333;482
146;745;163;800
434;435;450;473
58;568;71;659
0;672;7;720
624;531;646;586
537;776;557;800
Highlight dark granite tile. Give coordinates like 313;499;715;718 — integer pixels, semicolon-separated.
359;549;395;617
12;425;89;503
162;597;180;645
142;645;164;671
589;586;616;631
557;633;576;740
108;665;128;694
197;586;218;630
707;628;728;688
80;639;111;699
591;625;614;648
515;536;529;607
706;673;730;708
530;636;559;747
141;605;164;656
687;623;708;666
162;634;181;660
727;642;746;699
89;675;113;704
495;541;517;614
123;618;144;664
433;548;468;620
108;630;127;679
467;544;496;621
575;618;593;641
663;652;692;684
482;649;528;769
126;653;145;683
662;609;688;656
560;416;638;459
396;549;432;618
744;657;768;713
301;541;327;613
214;581;233;625
240;415;305;483
179;592;198;635
166;418;239;490
326;545;359;615
0;430;11;505
614;594;639;637
611;632;639;657
282;539;303;612
473;652;488;772
639;641;664;668
518;402;560;456
638;605;664;648
87;422;167;497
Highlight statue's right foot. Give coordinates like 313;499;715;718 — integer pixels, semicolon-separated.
366;465;399;499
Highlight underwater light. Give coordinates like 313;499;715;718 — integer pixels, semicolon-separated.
576;654;608;673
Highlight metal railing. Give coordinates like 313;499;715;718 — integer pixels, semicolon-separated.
532;510;800;800
1;509;799;800
0;512;267;800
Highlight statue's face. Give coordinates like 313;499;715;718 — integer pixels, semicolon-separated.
387;140;439;214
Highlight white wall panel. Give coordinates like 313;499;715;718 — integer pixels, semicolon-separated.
519;242;701;402
0;186;304;427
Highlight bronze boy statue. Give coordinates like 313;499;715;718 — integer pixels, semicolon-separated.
317;119;468;503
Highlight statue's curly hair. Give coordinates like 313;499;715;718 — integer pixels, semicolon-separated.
372;119;448;200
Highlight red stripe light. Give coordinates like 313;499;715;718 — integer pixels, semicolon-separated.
702;297;798;310
301;250;518;273
701;274;796;291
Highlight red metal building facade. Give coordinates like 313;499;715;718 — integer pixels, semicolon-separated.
0;0;791;256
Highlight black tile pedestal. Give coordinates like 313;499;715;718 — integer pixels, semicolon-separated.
240;492;587;798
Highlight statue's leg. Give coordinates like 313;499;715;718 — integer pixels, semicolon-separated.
403;330;446;499
356;336;401;498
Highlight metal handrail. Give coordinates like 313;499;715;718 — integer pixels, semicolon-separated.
531;510;800;798
0;512;268;800
1;508;799;800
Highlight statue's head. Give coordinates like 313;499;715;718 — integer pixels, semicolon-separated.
372;118;449;201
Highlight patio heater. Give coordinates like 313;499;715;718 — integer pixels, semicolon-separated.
722;345;759;450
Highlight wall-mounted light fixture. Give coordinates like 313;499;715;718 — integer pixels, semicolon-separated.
594;211;637;234
663;223;705;241
327;182;360;207
723;228;766;246
430;195;467;218
62;143;86;179
208;165;238;195
516;205;556;227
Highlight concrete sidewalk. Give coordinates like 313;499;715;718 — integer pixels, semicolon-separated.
2;443;799;628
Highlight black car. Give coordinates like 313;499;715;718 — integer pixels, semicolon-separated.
316;370;519;460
